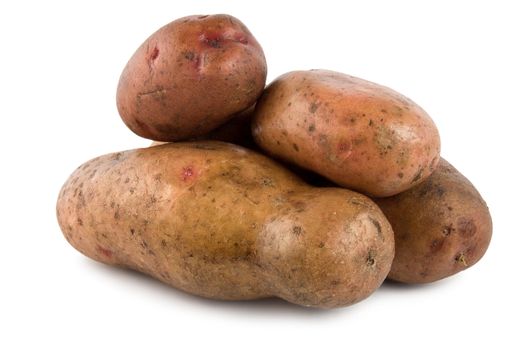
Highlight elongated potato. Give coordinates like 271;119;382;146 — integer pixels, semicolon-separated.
252;70;441;197
374;158;492;283
56;142;394;308
117;15;266;141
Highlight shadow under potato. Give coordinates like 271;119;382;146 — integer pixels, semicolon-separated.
85;258;346;316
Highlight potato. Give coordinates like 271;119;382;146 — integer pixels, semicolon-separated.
374;158;492;283
117;15;267;141
56;141;394;308
252;70;441;197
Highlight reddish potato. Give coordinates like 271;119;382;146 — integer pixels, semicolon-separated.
374;158;492;283
117;14;266;141
252;70;441;197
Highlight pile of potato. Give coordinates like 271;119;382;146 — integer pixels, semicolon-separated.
57;14;492;308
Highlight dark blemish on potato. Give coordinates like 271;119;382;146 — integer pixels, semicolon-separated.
309;102;319;113
140;239;149;249
368;119;373;126
96;245;113;258
161;239;167;248
293;201;306;212
287;102;292;107
293;143;300;152
447;206;453;211
442;224;455;236
114;211;120;220
124;177;130;184
381;109;387;113
331;280;341;286
112;152;123;161
455;253;468;267
430;238;445;253
148;250;156;256
308;124;316;132
457;218;477;237
397;172;404;179
261;178;273;187
154;173;162;181
181;166;194;181
337;142;350;152
77;190;86;208
203;35;222;48
366;251;376;266
130;228;135;236
149;46;159;61
368;216;382;238
411;167;424;184
183;51;195;60
318;242;325;248
292;226;303;235
77;218;83;226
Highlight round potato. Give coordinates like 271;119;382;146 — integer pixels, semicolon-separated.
117;15;267;141
56;142;394;308
374;158;492;283
252;70;441;197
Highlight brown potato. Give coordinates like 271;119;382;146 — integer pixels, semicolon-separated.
374;158;492;283
56;141;394;308
252;70;441;197
117;15;267;141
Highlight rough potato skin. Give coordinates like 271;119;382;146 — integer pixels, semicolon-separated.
117;14;267;141
56;142;394;308
252;70;441;197
374;158;492;283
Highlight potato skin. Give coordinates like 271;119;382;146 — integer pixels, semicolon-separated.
117;15;266;141
252;70;441;197
56;142;394;308
374;158;492;283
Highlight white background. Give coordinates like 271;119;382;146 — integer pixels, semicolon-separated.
1;1;524;349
